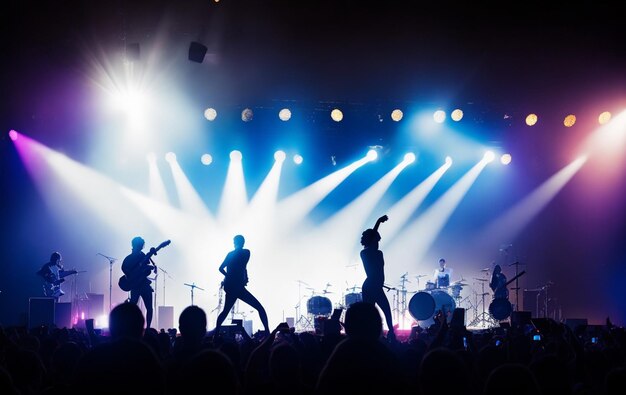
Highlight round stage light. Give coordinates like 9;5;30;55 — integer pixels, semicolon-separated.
165;152;176;162
230;150;242;161
500;153;512;165
484;151;496;163
293;154;303;165
366;149;378;161
204;107;217;121
433;110;446;123
404;152;416;163
391;109;403;122
8;130;18;141
445;156;453;165
451;109;464;122
331;109;343;122
278;108;292;121
563;114;576;127
241;108;253;122
274;150;286;162
201;154;213;165
598;111;612;125
525;113;538;126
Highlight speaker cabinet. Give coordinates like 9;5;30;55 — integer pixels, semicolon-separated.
29;297;55;329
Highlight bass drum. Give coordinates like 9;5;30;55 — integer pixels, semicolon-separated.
409;291;436;320
489;298;512;321
307;295;332;316
430;289;456;322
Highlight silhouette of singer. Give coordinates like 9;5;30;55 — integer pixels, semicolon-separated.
360;215;395;340
213;235;270;336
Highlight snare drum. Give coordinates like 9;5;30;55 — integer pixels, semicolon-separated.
425;281;436;291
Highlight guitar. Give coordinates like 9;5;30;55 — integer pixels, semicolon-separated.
118;240;171;292
492;270;526;296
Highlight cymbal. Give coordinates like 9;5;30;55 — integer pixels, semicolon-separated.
480;268;490;272
453;282;468;286
473;278;489;282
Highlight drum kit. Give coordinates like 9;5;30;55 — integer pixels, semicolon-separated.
408;278;467;326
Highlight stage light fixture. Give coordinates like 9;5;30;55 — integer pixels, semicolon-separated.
391;109;403;122
433;110;446;123
501;154;512;165
279;108;292;121
9;130;18;141
563;114;576;127
483;151;496;163
230;150;242;161
451;109;464;121
293;154;303;165
201;154;213;165
525;113;538;126
165;152;176;162
445;156;453;165
241;108;253;122
274;150;286;162
188;41;208;63
331;109;343;122
598;111;612;125
404;153;416;163
366;149;378;161
204;108;217;121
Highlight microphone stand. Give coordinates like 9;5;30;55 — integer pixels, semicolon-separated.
96;253;117;313
159;267;172;306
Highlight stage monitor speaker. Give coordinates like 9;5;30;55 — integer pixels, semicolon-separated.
85;293;104;319
29;297;55;329
158;306;174;330
511;311;532;328
55;302;72;329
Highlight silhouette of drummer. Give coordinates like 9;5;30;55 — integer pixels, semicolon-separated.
360;215;395;340
213;235;270;336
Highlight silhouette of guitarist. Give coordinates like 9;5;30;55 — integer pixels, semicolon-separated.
213;235;270;337
121;236;156;328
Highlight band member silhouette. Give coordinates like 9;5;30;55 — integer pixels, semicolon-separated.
36;252;65;300
490;264;508;299
360;215;395;340
214;235;270;336
121;236;154;328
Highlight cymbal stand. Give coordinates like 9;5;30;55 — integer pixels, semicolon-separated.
398;273;410;328
467;277;496;328
184;282;204;306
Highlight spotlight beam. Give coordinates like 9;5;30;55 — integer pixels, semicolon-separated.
475;155;588;248
147;156;169;204
218;154;248;226
314;159;411;262
381;161;451;245
166;157;213;219
275;154;371;232
387;158;489;268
